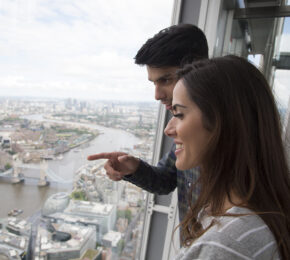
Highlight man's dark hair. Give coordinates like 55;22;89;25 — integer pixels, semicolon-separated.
134;24;208;68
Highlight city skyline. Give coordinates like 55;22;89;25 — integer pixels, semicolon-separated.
0;93;156;258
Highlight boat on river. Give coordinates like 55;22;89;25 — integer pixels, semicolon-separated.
8;208;23;217
56;154;64;160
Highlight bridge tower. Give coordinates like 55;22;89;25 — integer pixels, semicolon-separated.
11;155;24;184
38;160;49;187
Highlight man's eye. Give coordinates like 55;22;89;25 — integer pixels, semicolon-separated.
160;78;173;84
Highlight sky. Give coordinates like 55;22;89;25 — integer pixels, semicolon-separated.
0;0;173;102
0;1;289;107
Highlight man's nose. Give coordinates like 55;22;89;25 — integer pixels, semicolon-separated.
164;118;176;137
155;85;166;101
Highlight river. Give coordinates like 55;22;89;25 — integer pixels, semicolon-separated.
0;115;141;218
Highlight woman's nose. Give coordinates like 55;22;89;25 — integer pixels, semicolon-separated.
164;118;176;137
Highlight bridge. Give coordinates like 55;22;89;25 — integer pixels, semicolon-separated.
0;161;72;185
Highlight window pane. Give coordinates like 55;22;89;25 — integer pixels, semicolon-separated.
0;1;173;259
217;8;290;165
273;18;290;122
223;14;290;118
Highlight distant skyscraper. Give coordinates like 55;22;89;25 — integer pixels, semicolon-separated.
65;98;73;110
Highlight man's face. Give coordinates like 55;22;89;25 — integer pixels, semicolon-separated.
146;66;179;110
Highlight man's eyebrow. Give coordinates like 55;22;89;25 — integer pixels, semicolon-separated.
172;104;187;111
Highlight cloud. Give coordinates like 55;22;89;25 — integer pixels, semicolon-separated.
0;0;173;101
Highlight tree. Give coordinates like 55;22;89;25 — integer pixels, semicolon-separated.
117;209;132;223
125;209;132;223
70;190;87;201
5;163;12;170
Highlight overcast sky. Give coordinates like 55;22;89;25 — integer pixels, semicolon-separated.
0;1;289;108
0;0;173;102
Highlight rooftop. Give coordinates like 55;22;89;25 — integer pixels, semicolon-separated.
65;200;114;216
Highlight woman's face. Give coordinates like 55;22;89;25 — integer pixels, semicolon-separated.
164;80;210;170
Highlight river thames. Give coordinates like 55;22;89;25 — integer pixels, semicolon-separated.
0;115;141;218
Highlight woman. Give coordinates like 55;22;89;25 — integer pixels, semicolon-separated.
165;55;290;259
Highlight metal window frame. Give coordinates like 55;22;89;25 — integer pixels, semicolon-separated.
138;1;183;259
138;1;225;259
234;5;290;19
139;103;168;260
198;0;222;57
140;1;290;259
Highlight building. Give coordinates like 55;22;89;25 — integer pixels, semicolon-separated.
102;231;122;260
43;195;117;243
46;212;101;243
64;200;117;236
34;223;96;260
42;192;70;217
0;230;28;257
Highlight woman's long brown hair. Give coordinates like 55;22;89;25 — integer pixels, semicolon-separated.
177;55;290;259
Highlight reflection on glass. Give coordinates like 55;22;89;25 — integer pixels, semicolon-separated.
226;15;290;122
224;12;290;166
0;0;172;259
273;18;290;123
272;17;290;169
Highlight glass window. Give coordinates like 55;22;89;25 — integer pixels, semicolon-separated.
273;18;290;124
0;1;173;259
217;5;290;165
222;14;290;120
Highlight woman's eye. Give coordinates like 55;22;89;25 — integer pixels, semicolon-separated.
173;113;183;118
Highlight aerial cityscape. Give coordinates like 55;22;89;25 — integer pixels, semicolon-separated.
0;96;158;260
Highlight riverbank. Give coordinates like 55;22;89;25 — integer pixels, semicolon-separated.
0;116;141;218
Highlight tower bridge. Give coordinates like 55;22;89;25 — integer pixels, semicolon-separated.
0;159;72;186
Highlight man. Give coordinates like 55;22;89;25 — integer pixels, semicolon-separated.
88;24;208;223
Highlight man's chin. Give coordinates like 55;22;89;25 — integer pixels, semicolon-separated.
165;104;172;110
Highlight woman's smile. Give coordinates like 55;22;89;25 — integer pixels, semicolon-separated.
165;80;210;170
175;142;184;155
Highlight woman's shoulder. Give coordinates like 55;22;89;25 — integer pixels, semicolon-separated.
213;206;269;232
212;207;279;258
175;207;280;260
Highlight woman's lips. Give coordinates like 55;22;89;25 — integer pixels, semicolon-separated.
175;143;184;155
